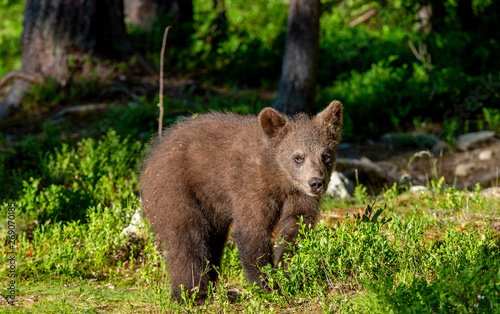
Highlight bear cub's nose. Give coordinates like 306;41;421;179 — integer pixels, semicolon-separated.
308;177;325;194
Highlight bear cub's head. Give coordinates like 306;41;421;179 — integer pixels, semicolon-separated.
259;101;343;197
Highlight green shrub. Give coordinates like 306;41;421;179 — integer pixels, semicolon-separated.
264;205;500;312
0;130;143;224
317;57;431;138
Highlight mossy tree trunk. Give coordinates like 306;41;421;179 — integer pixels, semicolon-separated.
273;0;320;115
0;0;138;120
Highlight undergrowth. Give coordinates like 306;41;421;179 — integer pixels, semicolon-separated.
1;128;499;312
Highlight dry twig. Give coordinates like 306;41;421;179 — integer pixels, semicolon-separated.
158;26;171;137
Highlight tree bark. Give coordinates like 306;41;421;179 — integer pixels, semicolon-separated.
124;0;193;31
21;0;135;82
273;0;320;115
0;0;138;121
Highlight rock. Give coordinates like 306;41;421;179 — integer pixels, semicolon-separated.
431;141;452;154
409;185;431;196
454;163;475;177
480;187;500;198
456;131;495;151
337;143;351;150
413;134;440;149
121;207;144;236
478;149;493;160
380;133;439;149
326;171;354;199
364;139;375;146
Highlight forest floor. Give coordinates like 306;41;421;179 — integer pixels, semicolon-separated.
1;86;500;313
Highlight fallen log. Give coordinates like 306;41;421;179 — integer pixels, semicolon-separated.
336;157;406;184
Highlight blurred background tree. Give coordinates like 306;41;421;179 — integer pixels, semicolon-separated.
273;0;321;114
0;0;144;120
0;0;499;140
124;0;193;31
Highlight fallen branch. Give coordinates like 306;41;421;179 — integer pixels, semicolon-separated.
337;157;404;184
0;70;44;94
48;104;108;124
349;8;377;27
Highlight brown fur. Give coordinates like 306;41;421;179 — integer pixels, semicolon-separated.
140;101;343;301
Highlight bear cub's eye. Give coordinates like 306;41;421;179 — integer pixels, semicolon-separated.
294;155;304;163
322;153;332;164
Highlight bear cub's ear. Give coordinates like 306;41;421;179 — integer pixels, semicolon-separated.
315;100;343;139
259;107;288;138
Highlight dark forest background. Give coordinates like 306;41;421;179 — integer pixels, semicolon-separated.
0;0;499;141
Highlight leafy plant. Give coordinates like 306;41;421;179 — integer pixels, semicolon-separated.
354;184;368;204
353;203;392;226
483;107;500;134
442;118;459;149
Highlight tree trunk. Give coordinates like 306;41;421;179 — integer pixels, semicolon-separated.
273;0;320;115
21;0;134;81
124;0;193;31
0;0;137;120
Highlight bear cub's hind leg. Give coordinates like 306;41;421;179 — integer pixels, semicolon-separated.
165;204;227;302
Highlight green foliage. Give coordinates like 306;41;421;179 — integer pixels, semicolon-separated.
317;57;432;137
0;130;163;288
0;122;64;199
363;228;500;313
353;184;368;203
353;203;392;225
442;118;459;148
128;0;287;88
0;0;23;77
483;107;500;133
265;207;500;312
3;0;500;311
265;209;398;297
1;128;499;312
1;129;143;209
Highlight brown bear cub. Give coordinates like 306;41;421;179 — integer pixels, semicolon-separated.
140;101;343;301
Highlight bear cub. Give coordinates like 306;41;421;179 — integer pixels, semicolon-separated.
140;101;343;301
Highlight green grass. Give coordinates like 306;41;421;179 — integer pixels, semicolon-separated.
1;121;499;313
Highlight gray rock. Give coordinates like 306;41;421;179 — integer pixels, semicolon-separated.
364;139;375;146
121;207;145;236
480;187;500;198
337;143;351;150
413;133;440;149
478;149;493;160
456;131;495;151
454;163;475;177
431;141;452;154
409;185;431;196
380;133;439;149
326;171;354;199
